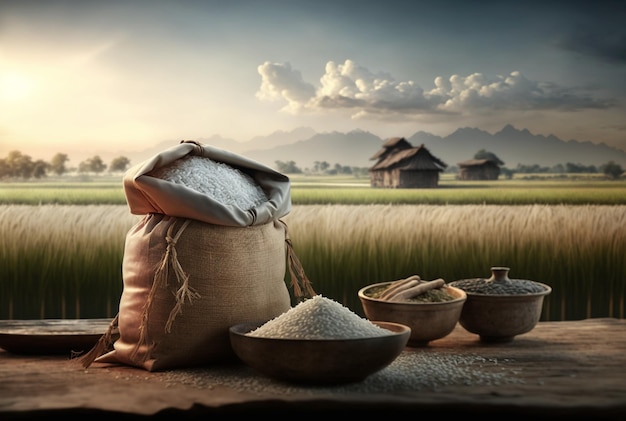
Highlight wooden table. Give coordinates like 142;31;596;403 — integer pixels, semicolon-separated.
1;318;625;419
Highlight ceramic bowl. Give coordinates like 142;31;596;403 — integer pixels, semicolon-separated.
358;282;466;346
229;320;410;385
449;267;552;343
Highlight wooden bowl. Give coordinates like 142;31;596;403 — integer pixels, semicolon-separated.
358;282;467;346
229;320;410;385
454;288;552;342
449;267;552;342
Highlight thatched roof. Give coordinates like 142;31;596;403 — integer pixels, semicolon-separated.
370;137;413;161
370;144;447;171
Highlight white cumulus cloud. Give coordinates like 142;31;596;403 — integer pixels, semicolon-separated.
256;61;317;112
257;59;613;121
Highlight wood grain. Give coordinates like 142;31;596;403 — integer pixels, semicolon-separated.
1;318;624;419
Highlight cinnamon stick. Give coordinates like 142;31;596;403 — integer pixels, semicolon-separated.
386;278;445;302
380;275;421;300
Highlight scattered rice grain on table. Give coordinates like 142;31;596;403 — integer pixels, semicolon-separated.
161;352;523;395
161;294;523;394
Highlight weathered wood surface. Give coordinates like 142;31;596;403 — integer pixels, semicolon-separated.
0;318;113;355
1;318;625;419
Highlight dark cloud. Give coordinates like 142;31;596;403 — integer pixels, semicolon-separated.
556;27;626;64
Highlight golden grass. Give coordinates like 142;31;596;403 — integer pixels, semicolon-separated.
1;204;624;320
0;205;139;318
282;204;626;320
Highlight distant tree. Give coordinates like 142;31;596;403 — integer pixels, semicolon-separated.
0;158;9;179
551;164;565;173
109;156;131;173
312;161;330;173
444;165;458;174
351;167;369;178
565;162;597;173
516;163;550;173
600;161;624;180
500;167;515;179
474;149;504;165
274;160;302;174
4;150;34;178
31;160;49;179
78;155;107;174
50;153;69;176
330;163;340;174
327;164;353;175
0;150;50;179
565;162;583;173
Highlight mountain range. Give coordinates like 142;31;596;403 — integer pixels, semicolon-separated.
123;124;626;171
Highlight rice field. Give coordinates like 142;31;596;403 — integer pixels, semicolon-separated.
1;204;624;321
2;177;626;205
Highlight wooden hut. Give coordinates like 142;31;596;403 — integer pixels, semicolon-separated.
369;138;447;188
457;158;502;180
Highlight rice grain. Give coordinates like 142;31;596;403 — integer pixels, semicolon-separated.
247;295;389;339
149;155;267;210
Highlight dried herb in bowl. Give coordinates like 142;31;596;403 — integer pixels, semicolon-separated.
365;276;458;303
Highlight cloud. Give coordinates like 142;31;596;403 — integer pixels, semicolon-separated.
256;61;316;111
555;27;626;64
434;71;614;112
257;59;615;121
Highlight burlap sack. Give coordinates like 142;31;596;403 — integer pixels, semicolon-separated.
79;141;314;371
122;140;292;227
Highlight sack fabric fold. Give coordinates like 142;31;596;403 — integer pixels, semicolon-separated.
122;140;291;226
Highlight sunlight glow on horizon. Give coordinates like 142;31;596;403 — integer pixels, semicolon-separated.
0;72;35;102
1;1;624;162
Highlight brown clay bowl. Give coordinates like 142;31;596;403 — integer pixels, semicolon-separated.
449;267;552;343
453;288;552;342
229;320;410;385
358;282;467;346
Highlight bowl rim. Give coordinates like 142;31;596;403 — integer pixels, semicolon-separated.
358;281;467;305
447;280;552;297
229;320;411;342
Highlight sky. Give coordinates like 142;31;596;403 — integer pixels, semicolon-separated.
1;0;625;163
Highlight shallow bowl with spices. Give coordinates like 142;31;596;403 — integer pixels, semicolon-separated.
358;281;467;346
448;267;552;343
229;320;410;385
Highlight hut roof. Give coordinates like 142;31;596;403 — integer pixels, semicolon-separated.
370;137;413;161
370;144;447;171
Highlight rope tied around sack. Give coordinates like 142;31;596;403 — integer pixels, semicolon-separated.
131;218;200;360
163;219;201;332
155;218;201;332
77;314;119;368
280;220;317;301
180;139;205;157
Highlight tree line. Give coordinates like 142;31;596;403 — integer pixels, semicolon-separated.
1;149;623;180
0;150;131;179
274;160;370;177
276;149;624;180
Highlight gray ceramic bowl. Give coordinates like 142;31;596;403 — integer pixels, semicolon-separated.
229;320;410;385
358;282;467;346
455;289;551;342
449;267;552;343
